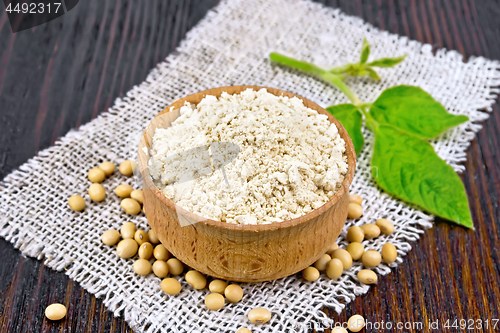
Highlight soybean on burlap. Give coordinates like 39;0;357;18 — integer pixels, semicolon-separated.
0;0;499;332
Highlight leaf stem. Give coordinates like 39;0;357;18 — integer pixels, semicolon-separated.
270;52;362;105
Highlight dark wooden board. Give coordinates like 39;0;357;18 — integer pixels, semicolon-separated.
0;0;499;332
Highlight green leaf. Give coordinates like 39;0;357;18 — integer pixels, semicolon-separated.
370;85;469;139
368;55;406;67
365;67;380;81
360;38;370;64
326;104;364;154
372;125;473;228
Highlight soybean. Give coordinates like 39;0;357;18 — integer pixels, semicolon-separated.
331;328;348;333
326;243;339;256
314;254;332;271
347;203;363;219
148;229;160;244
133;258;151;275
116;239;138;258
185;270;206;289
138;242;153;259
130;189;144;204
248;308;271;324
326;258;343;280
376;218;395;235
361;223;381;239
225;284;243;303
120;222;136;239
347;226;364;243
45;303;67;321
161;278;181;295
134;230;149;245
99;161;115;176
346;242;364;261
167;258;184;276
348;314;365;332
119;160;136;177
358;269;378;284
88;183;106;202
154;244;170;261
332;249;353;270
121;198;141;215
382;243;398;263
101;229;120;246
68;195;85;212
205;293;225;311
349;193;363;205
88;168;106;183
115;184;133;198
362;250;382;268
236;328;252;333
209;280;228;294
152;260;169;278
302;266;320;281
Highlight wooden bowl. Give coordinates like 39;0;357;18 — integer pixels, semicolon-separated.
138;86;356;282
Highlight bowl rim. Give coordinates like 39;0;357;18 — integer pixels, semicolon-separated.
138;85;356;232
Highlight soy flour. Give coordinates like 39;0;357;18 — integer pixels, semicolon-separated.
148;88;348;224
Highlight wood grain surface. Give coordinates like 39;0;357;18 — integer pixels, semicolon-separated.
0;0;499;332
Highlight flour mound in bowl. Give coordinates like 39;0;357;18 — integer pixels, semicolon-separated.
148;88;348;224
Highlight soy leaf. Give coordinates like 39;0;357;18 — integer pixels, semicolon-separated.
368;55;406;67
370;85;469;139
326;104;364;154
360;38;370;64
364;67;380;81
372;125;473;228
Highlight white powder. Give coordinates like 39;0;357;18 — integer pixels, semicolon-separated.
148;89;348;224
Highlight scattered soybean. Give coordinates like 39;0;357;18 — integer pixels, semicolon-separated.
88;168;106;183
115;184;133;198
347;226;364;243
133;258;151;275
119;160;136;177
205;293;225;310
88;183;106;202
376;218;395;235
332;249;353;270
382;243;397;263
314;254;332;271
152;260;169;278
45;303;67;321
130;189;144;204
361;223;381;239
209;280;228;294
346;242;364;261
362;250;382;268
134;230;149;245
121;198;141;215
358;269;378;284
185;270;207;289
116;239;138;258
101;229;120;246
347;203;363;219
326;258;343;280
154;244;170;261
68;195;85;212
120;222;136;239
302;266;320;281
161;278;181;295
248;308;271;324
225;284;243;303
99;161;115;176
138;242;153;259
